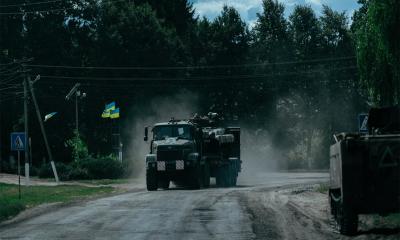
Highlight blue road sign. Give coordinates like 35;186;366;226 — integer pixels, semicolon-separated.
358;114;369;133
11;132;26;151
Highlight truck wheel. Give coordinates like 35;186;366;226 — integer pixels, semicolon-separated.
230;164;237;187
160;179;170;190
227;165;233;187
203;162;210;188
146;169;158;191
338;208;358;236
329;190;358;235
190;165;203;189
216;166;229;187
216;169;222;187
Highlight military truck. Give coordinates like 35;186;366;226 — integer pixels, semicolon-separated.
144;113;241;191
329;106;400;235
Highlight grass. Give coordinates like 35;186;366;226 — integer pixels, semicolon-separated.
315;183;329;194
384;214;400;226
77;178;131;185
0;183;114;222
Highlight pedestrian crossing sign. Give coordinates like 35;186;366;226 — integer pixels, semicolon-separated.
358;114;369;133
11;132;26;151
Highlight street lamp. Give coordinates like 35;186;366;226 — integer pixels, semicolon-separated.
65;83;86;134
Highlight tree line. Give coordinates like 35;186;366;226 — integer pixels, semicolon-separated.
0;0;398;170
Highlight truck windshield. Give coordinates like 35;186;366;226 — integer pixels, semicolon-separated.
153;125;192;140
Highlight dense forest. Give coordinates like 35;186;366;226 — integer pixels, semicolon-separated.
0;0;399;173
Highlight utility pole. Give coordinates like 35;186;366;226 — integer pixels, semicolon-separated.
66;83;85;135
0;90;2;173
28;75;59;183
23;73;30;185
75;91;79;133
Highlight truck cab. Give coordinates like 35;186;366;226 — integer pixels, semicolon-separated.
144;120;205;190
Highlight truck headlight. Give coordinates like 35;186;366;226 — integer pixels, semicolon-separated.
146;154;157;169
187;153;199;161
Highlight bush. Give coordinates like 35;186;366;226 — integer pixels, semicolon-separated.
1;160;16;174
68;167;90;180
66;130;89;162
78;155;123;180
38;162;72;181
38;155;124;181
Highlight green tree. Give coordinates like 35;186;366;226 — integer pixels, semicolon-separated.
288;6;323;169
320;5;352;56
252;0;290;63
210;6;250;65
354;0;400;105
134;0;196;37
289;5;321;60
94;2;187;68
205;6;251;121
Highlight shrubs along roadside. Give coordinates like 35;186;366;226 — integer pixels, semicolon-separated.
38;155;125;181
37;130;128;181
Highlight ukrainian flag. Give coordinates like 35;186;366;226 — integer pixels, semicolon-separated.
110;108;120;119
101;110;110;118
105;101;116;112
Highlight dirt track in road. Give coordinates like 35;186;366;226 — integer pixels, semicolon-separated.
0;172;398;240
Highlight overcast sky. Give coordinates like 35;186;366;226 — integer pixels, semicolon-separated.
189;0;360;27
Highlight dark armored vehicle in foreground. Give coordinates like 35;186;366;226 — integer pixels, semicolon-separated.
144;113;241;191
329;107;400;235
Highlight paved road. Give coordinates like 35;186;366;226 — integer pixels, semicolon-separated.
1;172;397;240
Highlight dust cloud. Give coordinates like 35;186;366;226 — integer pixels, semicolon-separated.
124;91;199;179
239;127;283;183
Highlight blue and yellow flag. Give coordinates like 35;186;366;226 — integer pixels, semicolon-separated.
105;102;116;112
101;110;110;118
110;108;120;119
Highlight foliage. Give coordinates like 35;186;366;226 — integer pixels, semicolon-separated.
0;183;113;222
253;0;290;63
66;130;89;163
315;183;329;194
77;155;123;180
354;0;400;105
38;156;123;180
38;162;72;181
289;5;321;60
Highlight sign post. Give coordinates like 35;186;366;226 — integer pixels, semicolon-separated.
358;114;369;134
11;132;27;199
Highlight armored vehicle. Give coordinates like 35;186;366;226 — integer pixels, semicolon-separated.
144;113;241;191
329;106;400;235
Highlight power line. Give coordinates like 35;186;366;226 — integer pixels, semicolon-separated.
0;61;19;66
0;7;74;15
0;0;62;8
0;0;131;15
0;74;22;85
0;66;21;76
37;65;357;82
0;84;21;92
0;58;33;66
26;56;356;71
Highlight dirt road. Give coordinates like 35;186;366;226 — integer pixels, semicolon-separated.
0;172;398;240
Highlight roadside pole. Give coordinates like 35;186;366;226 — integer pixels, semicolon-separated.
75;90;79;134
17;150;21;199
28;76;59;183
11;132;26;199
23;74;30;186
29;137;32;167
0;94;2;173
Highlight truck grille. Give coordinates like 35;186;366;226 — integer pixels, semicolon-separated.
157;150;183;161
